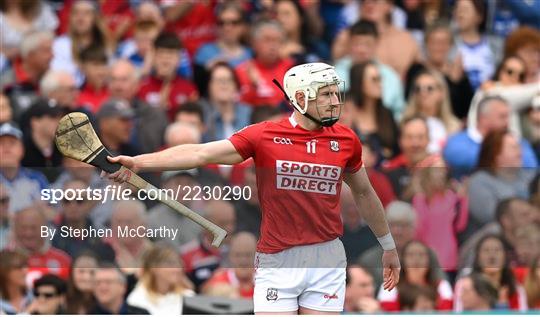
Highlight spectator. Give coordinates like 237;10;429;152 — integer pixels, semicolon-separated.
359;139;396;207
174;101;206;136
194;2;250;70
90;263;149;314
504;27;540;84
127;244;195;315
334;20;404;119
0;0;58;60
341;185;378;262
1;31;54;119
181;200;236;290
411;155;468;275
521;95;540;157
201;62;251;142
135;1;164;31
148;165;202;248
236;20;293;107
383;116;430;200
66;251;98;314
524;255;540;309
408;21;473;120
137;31;198;121
455;234;528;311
105;200;153;274
468;130;536;231
344;266;381;313
0;183;9;249
513;224;540;269
109;59;167;154
444;96;538;178
491;55;527;86
0;250;30;314
274;0;327;64
26;274;67;314
117;19;160;78
456;273;499;312
377;240;453;311
398;284;437;312
0;93;12;123
161;0;218;57
234;163;261;237
452;0;498;90
51;157;112;229
76;45;110;113
11;205;71;280
349;62;399;161
50;0;109;87
531;173;540;208
403;70;461;153
39;70;92;115
51;179;114;260
459;198;538;271
20;98;64;181
0;122;49;213
335;0;420;79
202;232;256;299
96;99;140;157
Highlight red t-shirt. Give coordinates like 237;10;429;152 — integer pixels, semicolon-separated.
137;75;198;121
228;115;363;253
26;247;72;281
161;0;217;57
76;84;110;113
236;59;294;107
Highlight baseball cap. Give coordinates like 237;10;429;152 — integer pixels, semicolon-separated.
24;98;65;119
97;99;135;120
0;122;23;139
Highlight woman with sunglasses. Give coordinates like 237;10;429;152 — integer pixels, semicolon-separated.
0;250;31;314
66;251;99;314
403;70;461;154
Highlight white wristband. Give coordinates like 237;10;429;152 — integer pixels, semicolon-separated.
377;233;396;251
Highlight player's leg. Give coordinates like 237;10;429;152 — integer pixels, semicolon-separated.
297;239;347;314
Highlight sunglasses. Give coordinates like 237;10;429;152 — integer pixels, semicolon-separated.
217;18;243;27
414;84;438;94
370;75;381;83
0;197;9;204
33;290;58;299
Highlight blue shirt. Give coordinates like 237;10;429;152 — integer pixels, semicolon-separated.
0;167;48;213
443;130;538;178
194;43;252;68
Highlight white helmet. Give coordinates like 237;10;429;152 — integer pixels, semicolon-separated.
283;62;342;114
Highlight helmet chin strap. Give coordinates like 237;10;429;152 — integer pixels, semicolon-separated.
303;112;338;127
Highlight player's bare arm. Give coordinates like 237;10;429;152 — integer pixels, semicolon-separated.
104;140;243;182
344;166;401;291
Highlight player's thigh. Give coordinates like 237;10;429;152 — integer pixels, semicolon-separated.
253;266;306;313
256;310;298;315
298;267;346;313
299;306;340;315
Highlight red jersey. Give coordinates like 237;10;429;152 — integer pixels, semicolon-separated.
137;75;198;121
236;59;294;107
76;83;109;113
26;247;72;281
228;115;363;253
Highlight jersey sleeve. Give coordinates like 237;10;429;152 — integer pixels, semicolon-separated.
228;123;263;160
345;134;363;174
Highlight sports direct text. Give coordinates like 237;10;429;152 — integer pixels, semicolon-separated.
276;160;341;195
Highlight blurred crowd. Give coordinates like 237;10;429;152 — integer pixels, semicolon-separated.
0;0;539;314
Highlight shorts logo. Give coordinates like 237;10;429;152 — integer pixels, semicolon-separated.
273;137;293;145
266;288;278;301
324;294;338;299
330;140;339;152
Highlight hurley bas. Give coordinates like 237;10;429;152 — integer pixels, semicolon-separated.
41;225;179;241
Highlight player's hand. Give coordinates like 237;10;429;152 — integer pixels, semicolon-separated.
100;156;137;183
382;249;400;291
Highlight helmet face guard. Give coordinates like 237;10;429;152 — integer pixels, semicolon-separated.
281;63;345;127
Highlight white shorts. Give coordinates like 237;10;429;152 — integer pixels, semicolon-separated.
253;238;347;313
